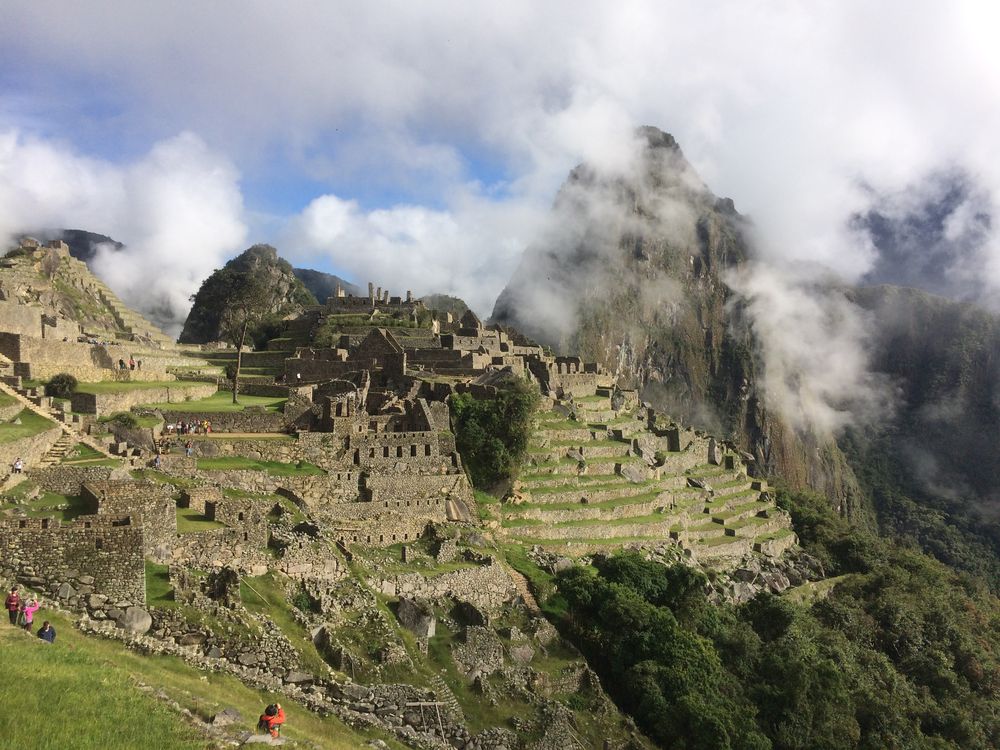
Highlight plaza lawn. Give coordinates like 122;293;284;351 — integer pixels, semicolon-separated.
196;456;326;476
0;408;56;443
141;391;287;413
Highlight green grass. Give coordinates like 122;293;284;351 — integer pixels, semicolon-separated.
74;381;207;394
0;618;206;750
240;573;332;677
176;506;225;533
0;391;15;407
196;456;325;476
145;561;178;608
11;492;91;521
0;408;56;443
0;610;402;749
59;442;122;468
140;391;287;413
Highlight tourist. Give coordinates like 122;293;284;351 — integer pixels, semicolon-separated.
153;452;162;470
185;440;193;458
118;358;126;370
4;587;20;625
12;457;23;474
257;703;285;738
21;596;39;631
37;620;56;643
136;359;142;371
129;356;135;370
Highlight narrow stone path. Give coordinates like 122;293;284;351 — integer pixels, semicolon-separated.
502;563;542;616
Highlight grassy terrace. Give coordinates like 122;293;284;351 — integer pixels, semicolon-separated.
140;391;287;413
505;488;671;513
0;391;15;407
504;510;671;530
59;443;122;467
74;380;208;394
196;456;325;476
176;507;226;533
0;408;56;443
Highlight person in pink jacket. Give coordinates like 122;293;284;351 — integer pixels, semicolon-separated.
21;597;39;631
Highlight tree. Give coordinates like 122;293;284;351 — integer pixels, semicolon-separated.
219;269;283;404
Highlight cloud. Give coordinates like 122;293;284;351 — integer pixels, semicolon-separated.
0;129;246;334
3;1;1000;434
725;263;895;437
283;186;547;316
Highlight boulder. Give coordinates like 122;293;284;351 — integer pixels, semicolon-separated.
284;671;314;685
619;462;651;484
57;582;76;600
397;597;436;638
119;606;152;634
178;632;207;647
87;593;108;609
105;606;124;622
509;643;535;665
210;707;242;727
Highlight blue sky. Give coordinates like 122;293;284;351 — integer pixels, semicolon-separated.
2;1;999;332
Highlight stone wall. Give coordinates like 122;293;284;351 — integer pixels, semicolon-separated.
169;529;271;573
0;516;145;604
364;473;474;512
159;407;287;433
81;480;177;556
71;382;217;416
0;333;176;382
0;399;22;421
0;422;62;473
29;465;121;495
0;300;46;337
376;559;517;612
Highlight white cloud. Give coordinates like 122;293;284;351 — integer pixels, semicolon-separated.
0;130;247;335
284;187;547;316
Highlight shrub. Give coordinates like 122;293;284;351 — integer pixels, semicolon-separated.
105;411;139;431
46;373;78;399
450;377;539;490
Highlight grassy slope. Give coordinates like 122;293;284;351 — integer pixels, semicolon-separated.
0;408;56;443
0;611;403;749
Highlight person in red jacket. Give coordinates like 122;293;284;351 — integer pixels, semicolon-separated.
257;703;286;738
5;587;20;626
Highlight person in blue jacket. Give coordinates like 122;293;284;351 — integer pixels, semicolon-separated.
37;620;56;643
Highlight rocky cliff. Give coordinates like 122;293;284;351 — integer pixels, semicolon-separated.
493;126;865;515
180;244;316;344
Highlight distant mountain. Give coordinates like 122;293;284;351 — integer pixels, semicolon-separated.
292;267;360;303
420;293;469;318
180;244;317;344
493;125;865;513
18;228;123;263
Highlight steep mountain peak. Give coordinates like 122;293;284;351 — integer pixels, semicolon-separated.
179;244;316;344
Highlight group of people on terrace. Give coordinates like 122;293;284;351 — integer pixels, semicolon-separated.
4;585;55;643
117;357;142;371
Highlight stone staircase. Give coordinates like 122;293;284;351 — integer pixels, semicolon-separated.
0;381;117;465
428;672;465;723
502;390;796;565
39;432;76;467
502;564;542;616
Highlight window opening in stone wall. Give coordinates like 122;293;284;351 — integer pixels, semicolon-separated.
95;538;103;550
